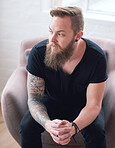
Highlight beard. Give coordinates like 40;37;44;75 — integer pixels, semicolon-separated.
44;38;75;71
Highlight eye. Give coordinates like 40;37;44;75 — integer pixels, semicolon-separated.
58;33;64;37
58;33;63;36
49;30;53;34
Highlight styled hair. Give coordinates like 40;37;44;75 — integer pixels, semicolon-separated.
50;6;84;34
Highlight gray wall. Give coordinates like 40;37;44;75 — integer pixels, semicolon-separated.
0;0;115;99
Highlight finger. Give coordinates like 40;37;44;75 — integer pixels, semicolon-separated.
51;125;73;137
51;119;62;128
51;132;71;145
58;120;68;128
58;126;73;135
59;120;72;128
59;120;67;125
51;129;59;136
59;137;71;145
53;119;62;124
59;131;72;141
50;133;60;144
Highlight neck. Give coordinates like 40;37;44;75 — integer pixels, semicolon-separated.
61;39;86;74
68;38;86;62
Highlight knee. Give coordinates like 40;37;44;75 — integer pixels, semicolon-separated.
81;125;106;148
19;111;32;136
81;120;106;146
19;111;45;136
19;118;28;136
82;122;105;138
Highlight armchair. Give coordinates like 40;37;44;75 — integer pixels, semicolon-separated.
1;37;115;148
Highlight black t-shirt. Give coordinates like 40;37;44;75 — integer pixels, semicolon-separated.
27;38;108;119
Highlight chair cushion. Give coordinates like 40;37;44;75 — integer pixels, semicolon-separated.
25;48;32;60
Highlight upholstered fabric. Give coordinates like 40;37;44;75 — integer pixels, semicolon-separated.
1;37;115;148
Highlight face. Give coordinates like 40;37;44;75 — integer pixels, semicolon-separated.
44;16;76;70
48;16;75;53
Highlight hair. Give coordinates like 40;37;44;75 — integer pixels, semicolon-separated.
50;6;84;34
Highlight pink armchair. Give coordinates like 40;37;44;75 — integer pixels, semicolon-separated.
1;37;115;148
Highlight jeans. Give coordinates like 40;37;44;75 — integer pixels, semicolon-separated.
20;108;106;148
20;97;106;148
80;108;106;148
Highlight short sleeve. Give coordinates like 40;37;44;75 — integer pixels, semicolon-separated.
89;54;108;83
26;46;45;78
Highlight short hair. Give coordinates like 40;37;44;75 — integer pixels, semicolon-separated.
50;6;84;34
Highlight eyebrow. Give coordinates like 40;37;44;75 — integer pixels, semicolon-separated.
49;27;66;33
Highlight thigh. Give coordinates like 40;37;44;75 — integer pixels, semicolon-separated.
20;110;45;148
81;108;106;148
20;110;45;135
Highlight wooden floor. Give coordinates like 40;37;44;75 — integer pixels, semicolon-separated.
0;104;20;148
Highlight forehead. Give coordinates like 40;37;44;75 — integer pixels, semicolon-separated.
50;16;73;32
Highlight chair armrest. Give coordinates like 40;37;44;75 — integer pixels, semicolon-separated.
103;71;115;148
1;67;28;144
104;71;115;123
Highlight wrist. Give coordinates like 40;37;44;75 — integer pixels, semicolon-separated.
72;125;76;136
71;122;80;136
45;120;51;132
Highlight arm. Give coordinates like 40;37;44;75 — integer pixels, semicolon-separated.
27;72;74;145
50;82;106;145
73;81;106;130
27;72;50;129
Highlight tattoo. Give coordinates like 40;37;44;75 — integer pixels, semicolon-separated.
27;72;50;129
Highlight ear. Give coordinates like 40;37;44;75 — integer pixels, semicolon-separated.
75;30;83;41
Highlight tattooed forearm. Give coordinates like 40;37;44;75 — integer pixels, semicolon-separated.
27;72;50;129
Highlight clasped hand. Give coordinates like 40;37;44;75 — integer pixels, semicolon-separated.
46;119;75;145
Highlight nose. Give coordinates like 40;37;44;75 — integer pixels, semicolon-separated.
50;33;57;43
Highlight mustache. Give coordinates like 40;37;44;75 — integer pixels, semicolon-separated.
47;41;62;49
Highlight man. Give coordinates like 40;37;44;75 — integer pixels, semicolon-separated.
20;6;108;148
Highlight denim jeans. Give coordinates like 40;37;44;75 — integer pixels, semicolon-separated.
20;108;106;148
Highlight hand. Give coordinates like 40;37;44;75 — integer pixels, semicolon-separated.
45;119;75;145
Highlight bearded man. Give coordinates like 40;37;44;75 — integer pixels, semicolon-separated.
20;6;108;148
